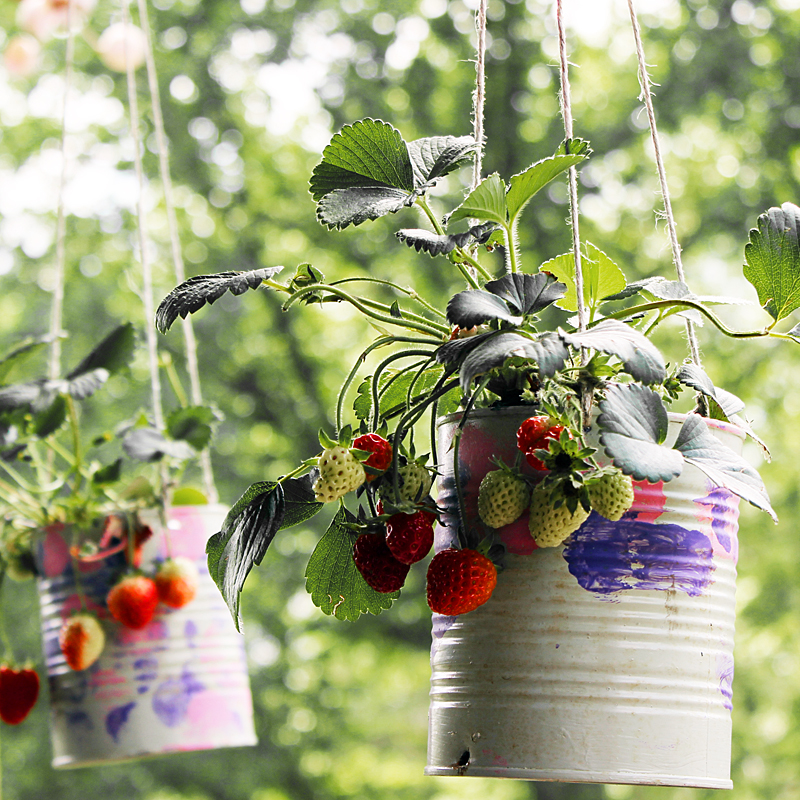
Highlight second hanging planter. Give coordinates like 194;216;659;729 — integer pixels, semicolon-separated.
36;504;257;768
426;407;742;789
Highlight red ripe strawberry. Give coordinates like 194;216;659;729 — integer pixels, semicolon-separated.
426;548;498;616
107;574;159;629
353;533;410;593
59;613;106;671
352;433;392;482
154;557;199;609
0;664;39;724
385;511;434;565
516;416;565;471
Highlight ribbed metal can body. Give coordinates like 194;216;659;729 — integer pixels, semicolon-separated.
426;408;741;788
37;505;257;768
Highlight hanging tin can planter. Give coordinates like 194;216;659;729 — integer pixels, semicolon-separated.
36;504;257;768
426;407;741;789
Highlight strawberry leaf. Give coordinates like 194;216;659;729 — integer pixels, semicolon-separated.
673;414;776;521
559;319;666;385
66;322;136;380
506;152;587;223
316;187;413;229
207;481;286;630
597;384;684;483
155;267;284;333
743;202;800;322
675;363;745;418
395;222;497;257
121;427;196;462
484;272;567;317
166;405;218;451
446;290;522;328
407;134;477;185
448;173;508;226
305;506;398;621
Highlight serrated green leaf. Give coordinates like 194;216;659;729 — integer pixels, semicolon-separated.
407;135;477;185
448;173;508;226
0;338;49;384
309;119;414;201
506;153;587;223
304;507;398;621
446;290;522;328
32;395;67;437
541;243;626;314
156;268;283;333
316;186;412;230
673;414;776;520
208;481;286;629
67;323;136;380
354;366;446;423
743;202;800;321
166;405;217;450
597;384;684;482
92;458;122;486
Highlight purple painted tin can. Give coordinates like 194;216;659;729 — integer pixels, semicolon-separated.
36;505;257;768
426;408;741;788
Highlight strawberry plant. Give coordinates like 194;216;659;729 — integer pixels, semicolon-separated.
157;117;800;628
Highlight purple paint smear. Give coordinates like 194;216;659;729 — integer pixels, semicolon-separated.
106;702;136;741
718;656;734;710
696;486;737;554
152;667;204;727
562;512;715;596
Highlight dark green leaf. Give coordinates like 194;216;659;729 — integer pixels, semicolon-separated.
0;381;50;412
407;135;477;185
484;272;567;316
121;427;196;462
597;384;684;482
560;320;666;385
556;137;592;157
675;363;745;417
92;458;122;485
446;290;521;328
448;173;508;226
166;405;217;450
155;267;283;333
279;472;324;529
65;368;110;400
66;323;136;380
673;414;776;520
316;186;412;229
395;222;497;257
0;338;50;384
208;482;286;629
506;153;587;222
743;202;800;321
32;395;67;437
309;119;414;201
304;506;398;621
457;332;569;392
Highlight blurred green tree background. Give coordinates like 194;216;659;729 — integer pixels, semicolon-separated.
0;0;799;798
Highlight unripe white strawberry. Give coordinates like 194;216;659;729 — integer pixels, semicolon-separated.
59;613;105;671
528;485;590;548
478;469;530;528
313;446;366;503
588;471;634;521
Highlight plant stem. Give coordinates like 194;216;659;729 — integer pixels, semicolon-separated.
503;223;520;274
331;277;448;319
283;284;448;337
601;299;776;339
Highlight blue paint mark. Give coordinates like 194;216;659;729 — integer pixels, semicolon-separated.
700;486;736;553
137;686;149;695
562;513;715;597
185;620;198;638
66;710;93;731
134;658;158;670
136;672;158;682
152;667;204;727
105;702;136;742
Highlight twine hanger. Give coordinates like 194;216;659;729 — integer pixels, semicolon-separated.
554;0;703;366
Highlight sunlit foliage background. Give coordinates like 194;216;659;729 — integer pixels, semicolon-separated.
1;0;800;798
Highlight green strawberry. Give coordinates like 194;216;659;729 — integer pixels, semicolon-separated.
528;484;590;548
478;468;530;528
380;462;433;505
588;471;635;521
313;446;366;502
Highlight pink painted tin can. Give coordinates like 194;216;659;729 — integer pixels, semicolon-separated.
37;505;257;768
427;407;741;788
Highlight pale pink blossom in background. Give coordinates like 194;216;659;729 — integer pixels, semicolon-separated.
96;22;147;72
16;0;97;42
4;34;41;76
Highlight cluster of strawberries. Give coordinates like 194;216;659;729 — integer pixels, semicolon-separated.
477;415;635;548
59;554;200;672
314;433;499;618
